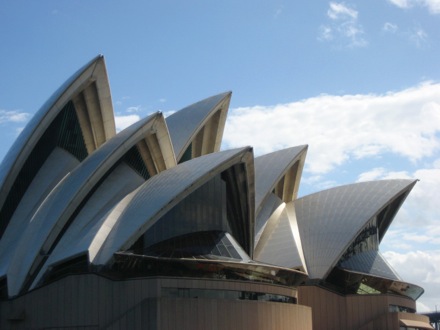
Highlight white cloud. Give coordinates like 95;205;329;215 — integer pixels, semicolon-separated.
357;163;440;311
126;105;142;113
383;250;440;312
319;26;334;40
115;96;131;107
0;110;30;124
357;168;413;182
163;110;176;118
358;164;440;228
405;167;440;224
383;22;398;33
383;21;429;48
274;5;284;18
357;167;388;181
409;26;429;48
387;0;440;14
328;2;358;20
387;0;411;8
384;250;440;284
424;0;440;13
319;2;367;48
223;82;440;174
114;115;141;132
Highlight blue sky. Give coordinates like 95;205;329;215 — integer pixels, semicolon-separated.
1;1;439;311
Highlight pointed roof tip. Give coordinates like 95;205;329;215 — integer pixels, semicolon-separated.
408;178;419;187
255;144;308;160
214;90;232;96
92;54;105;62
167;92;232;119
283;144;308;154
0;54;114;200
200;90;232;102
203;90;232;103
254;145;308;213
203;91;232;106
86;54;105;67
299;178;417;201
218;90;232;102
384;178;419;191
118;111;163;135
166;92;233;161
220;91;233;101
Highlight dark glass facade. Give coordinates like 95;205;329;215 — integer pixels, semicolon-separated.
0;101;87;239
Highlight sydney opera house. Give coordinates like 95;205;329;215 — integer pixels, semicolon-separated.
0;55;433;329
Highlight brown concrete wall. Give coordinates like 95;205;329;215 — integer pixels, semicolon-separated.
298;285;346;330
346;294;417;330
298;285;422;330
358;311;432;330
1;274;312;330
159;297;312;330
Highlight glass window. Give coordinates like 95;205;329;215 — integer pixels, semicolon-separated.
161;287;295;304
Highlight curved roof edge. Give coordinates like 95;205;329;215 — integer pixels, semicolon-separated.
6;112;172;297
377;179;417;242
113;252;308;287
91;146;255;266
254;145;308;216
166;91;232;162
339;250;401;281
254;201;307;273
294;179;417;280
336;267;424;301
29;169;144;291
0;55;115;227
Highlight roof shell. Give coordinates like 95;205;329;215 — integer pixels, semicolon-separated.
166;92;231;162
254;146;307;215
293;179;417;280
29;162;145;288
339;250;401;281
332;264;424;300
92;147;255;266
0;148;80;277
0;55;115;220
7;112;174;297
253;146;307;243
254;203;303;269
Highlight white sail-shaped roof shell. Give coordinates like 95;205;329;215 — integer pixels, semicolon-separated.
338;249;424;300
0;55;115;279
7;112;175;297
254;202;304;270
166;92;231;162
293;179;417;280
339;250;401;280
0;55;114;213
253;146;307;247
92;147;255;266
254;145;307;213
